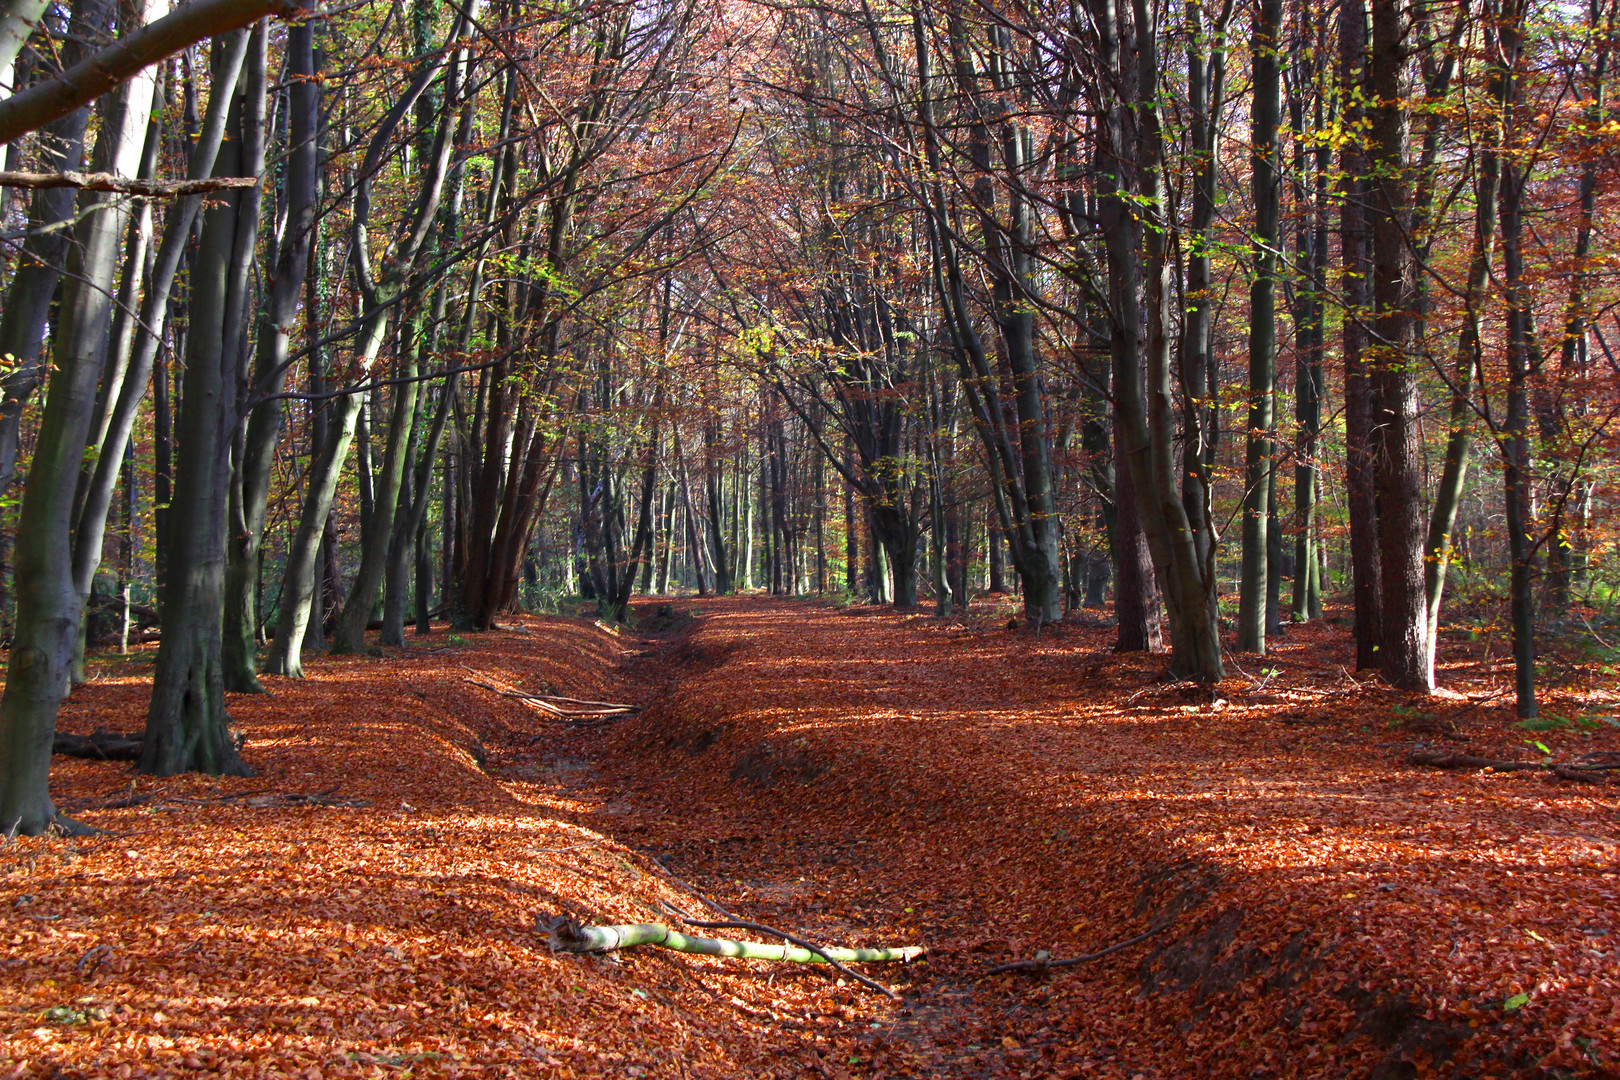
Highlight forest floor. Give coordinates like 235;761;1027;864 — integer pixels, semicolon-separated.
1;595;1618;1079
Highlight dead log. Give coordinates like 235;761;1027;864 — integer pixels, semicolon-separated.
53;729;142;761
1407;751;1544;772
1407;750;1618;778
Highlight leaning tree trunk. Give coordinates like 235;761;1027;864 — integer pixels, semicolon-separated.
0;14;96;502
141;26;262;778
70;29;248;633
0;0;147;834
222;19;315;690
264;395;362;678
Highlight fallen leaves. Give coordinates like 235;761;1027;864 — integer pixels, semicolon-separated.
3;599;1618;1078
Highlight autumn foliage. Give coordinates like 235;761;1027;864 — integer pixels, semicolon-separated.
4;600;1617;1077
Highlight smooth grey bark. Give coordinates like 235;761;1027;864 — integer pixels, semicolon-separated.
66;50;165;685
71;28;248;616
704;419;731;593
222;19;316;689
1238;0;1282;655
85;72;163;463
1113;420;1162;652
893;6;1054;621
384;330;455;645
140;25;262;777
951;17;1060;623
0;14;98;503
1497;1;1537;717
0;0;296;145
1181;0;1231;599
264;395;361;678
331;19;462;651
0;0;49;93
0;0;144;835
1423;61;1502;683
1289;11;1328;623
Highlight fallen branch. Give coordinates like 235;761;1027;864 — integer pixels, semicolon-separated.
539;914;923;971
983;923;1170;977
531;692;642;712
1408;751;1545;772
53;729;142;761
0;171;258;195
459;672;637;721
661;902;905;999
1408;750;1619;777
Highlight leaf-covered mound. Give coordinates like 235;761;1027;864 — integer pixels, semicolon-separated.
0;616;826;1078
586;596;1620;1078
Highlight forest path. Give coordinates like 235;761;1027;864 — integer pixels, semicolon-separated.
2;600;1616;1078
558;595;1620;1078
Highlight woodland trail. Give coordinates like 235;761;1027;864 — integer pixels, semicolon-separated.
0;598;1616;1078
576;597;1620;1078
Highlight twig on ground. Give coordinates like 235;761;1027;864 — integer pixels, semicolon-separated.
983;922;1171;977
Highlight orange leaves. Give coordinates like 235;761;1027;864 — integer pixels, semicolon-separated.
6;603;1619;1076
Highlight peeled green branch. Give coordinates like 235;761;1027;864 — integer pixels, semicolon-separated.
543;918;923;965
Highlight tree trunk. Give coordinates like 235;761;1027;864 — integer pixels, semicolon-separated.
1498;3;1536;717
221;20;315;688
0;0;138;833
1367;0;1430;691
1093;0;1222;682
1112;421;1162;652
0;18;96;503
1340;0;1382;671
70;27;247;658
264;396;361;677
1238;0;1282;655
141;26;262;777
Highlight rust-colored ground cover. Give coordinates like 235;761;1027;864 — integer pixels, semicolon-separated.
3;598;1617;1078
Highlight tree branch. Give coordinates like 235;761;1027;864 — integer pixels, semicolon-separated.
0;0;305;146
0;171;258;196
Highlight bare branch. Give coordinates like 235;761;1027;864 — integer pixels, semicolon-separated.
0;170;257;196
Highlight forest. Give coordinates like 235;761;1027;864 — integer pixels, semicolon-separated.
0;0;1618;1076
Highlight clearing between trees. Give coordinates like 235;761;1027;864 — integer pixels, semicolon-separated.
3;598;1618;1078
